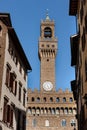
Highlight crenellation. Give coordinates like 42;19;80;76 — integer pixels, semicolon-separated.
28;87;73;94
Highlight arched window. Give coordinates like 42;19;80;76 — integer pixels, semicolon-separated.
36;97;40;102
44;108;48;114
61;119;66;127
45;120;49;127
50;97;53;102
70;119;76;127
32;119;37;127
28;107;31;114
63;97;66;102
61;107;64;114
56;97;60;102
32;107;36;114
69;108;73;114
44;27;52;38
51;108;55;114
56;108;60;114
36;107;40;115
49;108;51;114
31;97;35;102
43;97;46;102
73;108;77;115
64;108;68;114
70;97;73;102
41;108;44;114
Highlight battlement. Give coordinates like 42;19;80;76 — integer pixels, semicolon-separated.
27;87;72;94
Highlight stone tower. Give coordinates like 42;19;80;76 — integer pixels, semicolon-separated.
26;13;77;130
38;13;57;92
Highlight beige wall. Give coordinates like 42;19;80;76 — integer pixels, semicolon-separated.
0;17;28;130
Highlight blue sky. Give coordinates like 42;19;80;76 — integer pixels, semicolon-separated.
0;0;76;91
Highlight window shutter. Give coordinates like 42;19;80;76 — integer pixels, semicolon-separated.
3;98;8;122
5;68;9;86
7;105;10;122
10;73;13;91
10;107;13;126
15;81;17;95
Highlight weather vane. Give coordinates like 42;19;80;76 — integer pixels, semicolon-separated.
46;9;50;20
46;9;49;17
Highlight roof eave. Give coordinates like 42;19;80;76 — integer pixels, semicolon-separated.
0;13;12;27
8;27;32;71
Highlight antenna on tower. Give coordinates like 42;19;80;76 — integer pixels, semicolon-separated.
46;9;49;16
46;9;50;20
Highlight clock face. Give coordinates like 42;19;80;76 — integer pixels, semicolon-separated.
43;81;53;91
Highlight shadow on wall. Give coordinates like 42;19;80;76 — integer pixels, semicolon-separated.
15;107;26;130
0;126;2;130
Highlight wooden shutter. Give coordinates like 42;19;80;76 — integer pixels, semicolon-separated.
15;81;17;95
7;105;10;122
10;73;13;91
3;98;8;122
10;107;13;127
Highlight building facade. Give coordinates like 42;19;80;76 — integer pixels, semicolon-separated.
69;0;87;130
26;14;77;130
0;13;31;130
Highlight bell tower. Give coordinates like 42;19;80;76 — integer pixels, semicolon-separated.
38;12;57;92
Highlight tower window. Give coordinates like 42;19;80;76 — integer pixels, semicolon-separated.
56;108;60;114
32;97;35;102
36;97;40;102
52;45;55;48
32;119;37;127
28;107;31;114
70;97;73;102
64;108;68;114
56;97;60;102
47;59;49;62
47;44;49;47
61;119;66;127
69;108;73;114
51;108;55;114
50;97;53;102
44;27;52;38
43;97;46;102
70;119;76;127
63;97;66;102
42;44;44;47
45;120;49;127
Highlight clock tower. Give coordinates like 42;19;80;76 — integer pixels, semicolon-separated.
38;13;57;92
27;12;77;130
